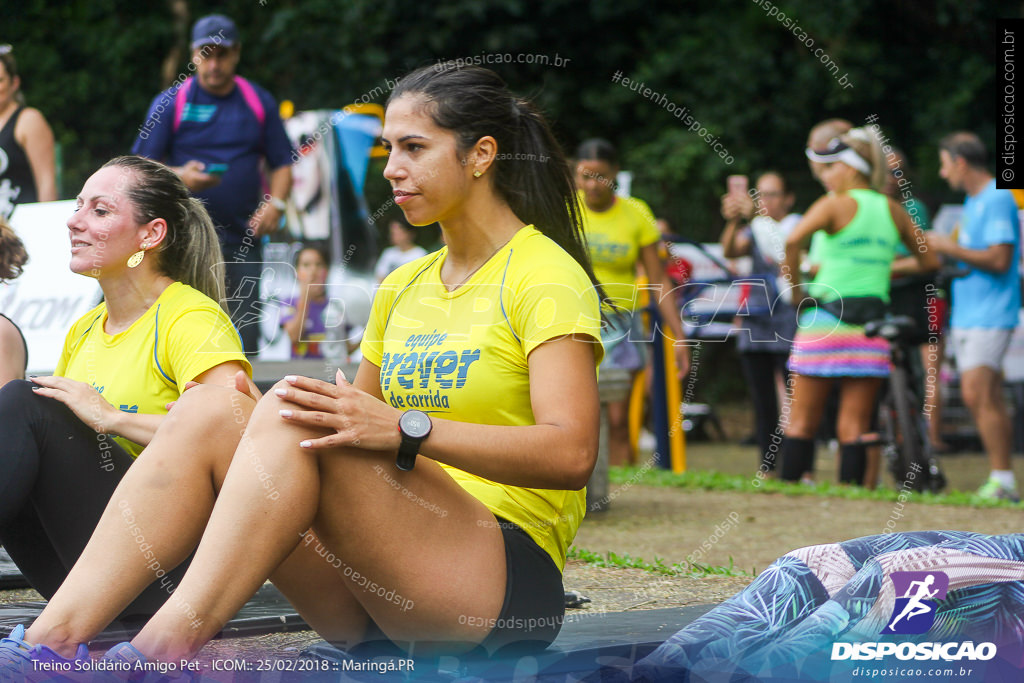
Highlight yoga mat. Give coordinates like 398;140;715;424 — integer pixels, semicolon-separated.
0;584;308;644
299;605;715;681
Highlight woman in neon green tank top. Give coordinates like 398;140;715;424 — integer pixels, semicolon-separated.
779;128;937;486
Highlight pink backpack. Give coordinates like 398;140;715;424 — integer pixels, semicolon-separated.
173;76;265;131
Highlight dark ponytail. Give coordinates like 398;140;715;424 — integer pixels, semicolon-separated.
389;64;608;305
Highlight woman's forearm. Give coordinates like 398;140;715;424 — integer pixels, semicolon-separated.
106;410;165;447
783;244;802;289
417;416;598;490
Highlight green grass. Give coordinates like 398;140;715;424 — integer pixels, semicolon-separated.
608;465;1024;509
567;546;751;577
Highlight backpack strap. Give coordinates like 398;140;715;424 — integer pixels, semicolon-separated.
172;76;194;132
172;75;265;132
233;76;265;128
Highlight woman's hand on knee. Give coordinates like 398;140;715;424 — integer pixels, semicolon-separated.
27;375;118;433
274;370;402;452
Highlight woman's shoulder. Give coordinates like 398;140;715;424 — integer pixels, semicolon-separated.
603;195;656;228
156;282;233;324
509;228;592;285
13;107;53;136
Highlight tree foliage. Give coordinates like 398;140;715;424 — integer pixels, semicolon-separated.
2;0;1005;236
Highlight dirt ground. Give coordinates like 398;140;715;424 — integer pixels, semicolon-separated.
572;430;1024;576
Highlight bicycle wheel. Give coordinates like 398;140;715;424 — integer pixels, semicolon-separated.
889;364;927;492
875;383;903;485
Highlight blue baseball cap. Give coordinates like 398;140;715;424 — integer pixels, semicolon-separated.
191;14;239;49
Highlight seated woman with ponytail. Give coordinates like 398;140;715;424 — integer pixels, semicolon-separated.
0;155;253;622
1;66;606;672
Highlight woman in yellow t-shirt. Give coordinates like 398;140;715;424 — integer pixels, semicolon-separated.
575;138;689;466
0;156;252;621
8;66;608;668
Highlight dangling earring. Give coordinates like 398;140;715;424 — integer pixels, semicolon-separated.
473;170;483;178
127;242;148;269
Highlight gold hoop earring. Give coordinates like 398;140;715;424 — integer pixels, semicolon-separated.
473;170;483;178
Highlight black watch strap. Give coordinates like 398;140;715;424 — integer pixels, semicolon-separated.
396;434;420;471
397;410;431;471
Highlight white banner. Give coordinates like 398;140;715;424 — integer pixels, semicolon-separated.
1;200;102;374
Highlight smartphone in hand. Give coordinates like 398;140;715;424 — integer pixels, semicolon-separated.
205;163;229;176
727;174;748;197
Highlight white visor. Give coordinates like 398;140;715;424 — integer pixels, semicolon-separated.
805;138;871;175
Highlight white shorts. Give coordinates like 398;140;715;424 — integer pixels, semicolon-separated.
950;327;1013;372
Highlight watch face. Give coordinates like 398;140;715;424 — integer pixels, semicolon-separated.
400;410;431;438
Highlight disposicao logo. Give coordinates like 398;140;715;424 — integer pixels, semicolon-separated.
832;569;997;663
882;570;949;635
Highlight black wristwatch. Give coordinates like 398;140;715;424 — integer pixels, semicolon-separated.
396;409;432;471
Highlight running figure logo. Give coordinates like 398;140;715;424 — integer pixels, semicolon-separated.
882;571;949;635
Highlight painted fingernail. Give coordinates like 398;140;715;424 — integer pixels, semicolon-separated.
299;440;312;448
284;375;297;383
31;385;40;390
279;409;292;417
274;388;288;396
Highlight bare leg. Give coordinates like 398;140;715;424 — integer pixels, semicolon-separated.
24;385;254;657
607;398;633;466
609;368;642;466
784;374;832;440
960;366;1013;472
130;379;510;661
921;340;948;449
782;375;833;482
836;378;882;443
837;377;883;487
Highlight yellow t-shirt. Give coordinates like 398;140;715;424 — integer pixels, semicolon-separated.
579;193;661;311
361;226;603;570
55;281;251;457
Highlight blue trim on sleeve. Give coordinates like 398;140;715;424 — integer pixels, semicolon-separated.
499;249;520;344
152;304;176;388
79;311;103;341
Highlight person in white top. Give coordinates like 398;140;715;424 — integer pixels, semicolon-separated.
374;218;427;283
720;171;800;478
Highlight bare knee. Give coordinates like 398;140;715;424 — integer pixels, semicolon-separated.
784;406;819;440
836;420;869;443
244;379;296;429
962;373;1006;415
959;380;982;410
143;385;255;476
606;401;627;429
163;384;254;434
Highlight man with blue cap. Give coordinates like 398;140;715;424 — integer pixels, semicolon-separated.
132;14;294;355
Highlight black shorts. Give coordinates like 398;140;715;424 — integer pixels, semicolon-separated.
480;516;565;654
357;516;565;657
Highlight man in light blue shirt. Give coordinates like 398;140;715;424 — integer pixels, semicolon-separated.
927;131;1021;501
